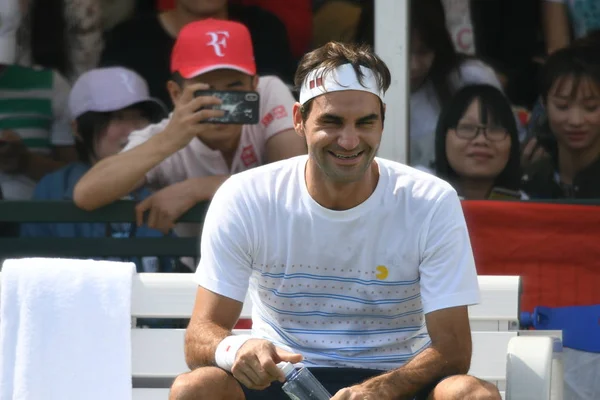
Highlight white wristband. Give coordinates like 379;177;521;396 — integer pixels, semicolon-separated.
214;334;254;371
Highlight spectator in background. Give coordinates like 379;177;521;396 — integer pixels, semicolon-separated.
433;85;523;200
408;0;503;171
543;0;600;55
17;0;103;82
20;67;181;273
522;45;600;199
74;19;306;240
101;0;295;108
0;0;77;202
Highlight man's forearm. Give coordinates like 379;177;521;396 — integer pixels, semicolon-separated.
370;347;470;400
73;134;178;210
188;175;230;202
184;319;232;370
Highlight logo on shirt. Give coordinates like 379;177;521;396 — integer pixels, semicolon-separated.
375;265;389;280
261;105;288;128
206;31;230;57
241;144;258;167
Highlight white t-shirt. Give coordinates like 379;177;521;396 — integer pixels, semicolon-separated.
122;75;295;189
195;155;481;370
410;60;502;170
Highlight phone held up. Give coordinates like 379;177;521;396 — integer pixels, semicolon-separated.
194;90;260;125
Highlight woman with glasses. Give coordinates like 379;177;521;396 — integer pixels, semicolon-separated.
433;84;524;200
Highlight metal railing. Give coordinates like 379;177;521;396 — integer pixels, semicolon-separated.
0;200;209;258
0;199;598;259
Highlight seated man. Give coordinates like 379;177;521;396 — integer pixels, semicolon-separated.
168;42;502;399
74;19;306;237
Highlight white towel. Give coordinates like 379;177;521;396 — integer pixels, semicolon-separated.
0;258;136;400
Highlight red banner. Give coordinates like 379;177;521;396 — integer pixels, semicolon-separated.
462;201;600;312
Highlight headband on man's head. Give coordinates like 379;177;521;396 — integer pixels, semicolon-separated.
299;64;384;105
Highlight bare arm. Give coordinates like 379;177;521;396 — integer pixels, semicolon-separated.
184;286;244;369
542;1;571;54
73;82;225;210
73;133;177;210
265;128;307;163
354;306;472;399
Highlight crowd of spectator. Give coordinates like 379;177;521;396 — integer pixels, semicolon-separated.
0;0;599;263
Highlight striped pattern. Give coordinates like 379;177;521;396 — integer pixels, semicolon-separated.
249;263;431;369
0;66;55;155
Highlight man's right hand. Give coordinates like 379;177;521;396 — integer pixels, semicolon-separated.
163;83;225;150
231;339;303;390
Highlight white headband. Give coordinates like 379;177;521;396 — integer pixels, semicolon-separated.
299;64;383;105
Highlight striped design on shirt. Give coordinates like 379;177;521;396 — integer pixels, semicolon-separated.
0;65;54;154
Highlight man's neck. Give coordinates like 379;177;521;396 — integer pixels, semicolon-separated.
160;4;228;37
458;178;494;200
305;160;379;211
558;142;600;185
198;129;242;170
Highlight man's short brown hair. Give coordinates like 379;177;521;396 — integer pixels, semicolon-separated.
294;42;391;121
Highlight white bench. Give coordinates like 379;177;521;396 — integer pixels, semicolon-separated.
0;272;561;399
128;274;562;400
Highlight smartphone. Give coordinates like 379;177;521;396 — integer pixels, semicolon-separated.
193;90;260;125
488;187;522;200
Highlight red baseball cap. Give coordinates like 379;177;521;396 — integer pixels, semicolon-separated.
170;19;256;79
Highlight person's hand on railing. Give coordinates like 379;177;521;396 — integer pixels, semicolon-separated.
135;176;224;233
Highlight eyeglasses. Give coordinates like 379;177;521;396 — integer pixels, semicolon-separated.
454;124;508;142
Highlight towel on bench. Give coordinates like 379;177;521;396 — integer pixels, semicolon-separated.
0;258;135;400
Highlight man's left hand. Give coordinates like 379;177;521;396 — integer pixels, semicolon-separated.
0;130;28;174
135;179;199;233
135;176;226;233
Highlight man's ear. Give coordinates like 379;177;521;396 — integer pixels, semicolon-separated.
292;102;305;138
251;75;259;90
166;80;183;107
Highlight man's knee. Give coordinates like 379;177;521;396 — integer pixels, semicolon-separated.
169;367;245;400
431;375;502;400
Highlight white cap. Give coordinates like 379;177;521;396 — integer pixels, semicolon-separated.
277;361;295;379
68;67;167;120
0;0;21;64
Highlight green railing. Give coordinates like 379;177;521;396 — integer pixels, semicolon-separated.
0;199;598;259
0;200;210;258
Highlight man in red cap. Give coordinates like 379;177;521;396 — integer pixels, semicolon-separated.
101;0;295;108
74;19;306;241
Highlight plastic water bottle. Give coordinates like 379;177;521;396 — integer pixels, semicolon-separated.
278;361;332;400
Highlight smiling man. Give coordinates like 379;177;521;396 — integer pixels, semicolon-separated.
168;42;502;400
73;19;306;236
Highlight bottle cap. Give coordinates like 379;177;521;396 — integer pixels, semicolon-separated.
277;361;295;378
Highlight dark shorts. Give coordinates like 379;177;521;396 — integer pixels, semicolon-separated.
241;367;438;400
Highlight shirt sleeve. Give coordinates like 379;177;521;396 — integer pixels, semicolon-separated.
418;190;481;314
257;76;296;141
50;71;75;146
194;176;254;302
